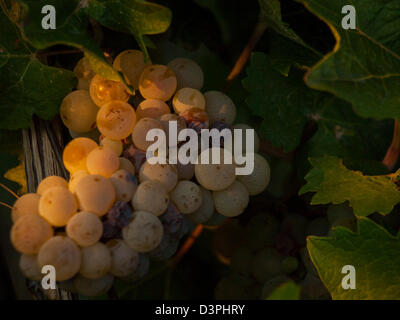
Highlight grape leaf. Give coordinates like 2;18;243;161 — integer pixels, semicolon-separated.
4;155;26;194
0;6;76;129
266;280;300;300
308;217;400;299
297;0;400;120
300;156;400;216
86;0;172;61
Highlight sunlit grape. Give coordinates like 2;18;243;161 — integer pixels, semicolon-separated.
90;74;130;107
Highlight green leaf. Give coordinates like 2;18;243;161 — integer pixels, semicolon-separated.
18;0;126;84
308;217;400;299
266;280;300;300
86;0;172;61
300;156;400;217
298;0;400;121
0;6;75;129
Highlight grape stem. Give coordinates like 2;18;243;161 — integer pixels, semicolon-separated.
170;224;204;267
383;119;400;171
0;201;12;209
226;18;268;83
0;182;19;198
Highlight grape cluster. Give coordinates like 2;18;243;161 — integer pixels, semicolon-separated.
213;203;357;300
10;49;272;298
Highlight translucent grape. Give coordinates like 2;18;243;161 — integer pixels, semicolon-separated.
232;123;260;153
119;157;136;174
100;137;123;156
204;91;236;125
131;118;164;151
213;181;249;217
86;146;120;178
172;88;206;114
132;180;169;216
97;101;136;140
63;137;98;174
237;153;271;196
113;50;146;89
37;176;68;196
66;211;103;247
37;236;81;281
106;239;140;277
89;74;130;107
122;211;163;252
167;57;204;90
139;161;178;192
195;148;236;191
73;57;95;91
60;90;99;133
80;242;111;279
68;170;89;194
138;64;177;101
75;174;116;217
39;187;78;227
11;193;40;222
171;181;202;214
136;99;171;121
19;254;42;281
187;187;214;224
74;274;114;297
110;169;138;202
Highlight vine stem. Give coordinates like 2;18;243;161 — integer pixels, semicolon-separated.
226;19;267;83
383;119;400;171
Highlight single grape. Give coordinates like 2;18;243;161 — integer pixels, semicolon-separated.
251;248;283;283
86;146;120;178
237;153;271;196
136;99;171;121
170;180;202;214
74;274;114;297
68;170;89;194
122;145;147;173
60;90;99;133
37;176;68;196
122;211;163;252
187;187;214;224
132;180;169;216
11;193;40;222
104;201;134;230
159;202;183;236
179;107;209;134
159;114;187;147
63;137;98;174
89;74;130;107
119;157;136;175
97;101;136;140
281;256;299;274
204;91;236;125
100;137;123;156
39;187;78;227
213;181;249;217
113;49;146;89
245;214;280;251
73;57;95;91
131;117;165;151
75;174;116;217
106;239;139;278
110;169;138;202
66;211;103;247
138;65;177;101
37;236;81;281
195;148;236;191
232;123;260;153
172;88;206;114
80;242;111;279
167;58;204;90
19;254;42;281
139;161;178;192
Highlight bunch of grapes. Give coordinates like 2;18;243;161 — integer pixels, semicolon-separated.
9;49;272;298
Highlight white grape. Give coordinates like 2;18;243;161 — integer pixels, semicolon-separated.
139;161;178;192
131;117;165;151
37;236;81;281
68;170;89;194
106;239;140;277
39;187;78;227
167;57;204;90
80;242;111;279
37;176;68;196
132;180;169;216
100;137;123;156
89;74;130;107
113;49;147;89
60;90;99;133
75;174;116;217
237;153;270;195
86;146;120;178
172;88;206;115
159;114;186;147
170;181;202;214
11;193;40;223
19;254;42;281
204;91;236;125
187;187;214;224
74;274;114;297
136;99;171;121
213;181;249;217
66;211;103;247
74;57;95;91
110;169;138;202
122;211;163;252
63;137;98;174
119;157;135;174
138;65;177;101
